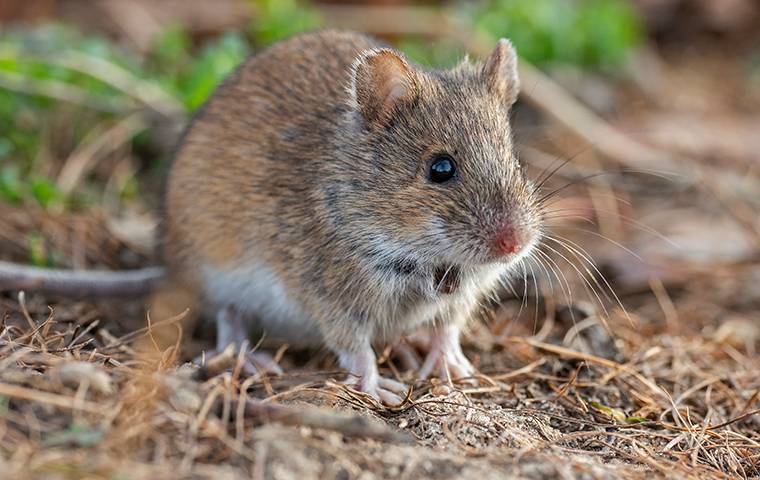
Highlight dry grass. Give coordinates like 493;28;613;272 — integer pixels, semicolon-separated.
2;29;760;480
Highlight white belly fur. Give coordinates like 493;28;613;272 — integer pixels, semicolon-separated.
201;260;510;345
201;262;323;345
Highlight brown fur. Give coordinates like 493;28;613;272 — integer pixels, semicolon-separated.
164;30;541;364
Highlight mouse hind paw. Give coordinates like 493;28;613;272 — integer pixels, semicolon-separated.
196;343;283;376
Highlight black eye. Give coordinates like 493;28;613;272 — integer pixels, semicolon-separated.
429;154;457;183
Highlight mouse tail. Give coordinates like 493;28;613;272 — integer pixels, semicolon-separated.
0;261;166;299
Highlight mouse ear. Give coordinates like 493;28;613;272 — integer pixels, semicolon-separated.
349;48;418;125
481;39;520;107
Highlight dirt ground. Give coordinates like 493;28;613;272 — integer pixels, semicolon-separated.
2;4;760;479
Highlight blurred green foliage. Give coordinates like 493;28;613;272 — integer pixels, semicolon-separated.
0;24;247;207
250;0;321;46
150;27;248;111
43;424;105;448
469;0;642;69
397;38;465;68
27;231;59;267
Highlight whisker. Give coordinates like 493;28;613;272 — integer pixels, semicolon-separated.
434;263;456;294
537;172;617;205
525;259;541;335
502;271;522;299
541;205;678;249
527;251;555;302
530;147;592;194
536;168;680;206
542;193;634;209
540;241;610;319
541;214;599;224
533;248;581;329
551;227;644;261
517;258;530;322
526;252;555;312
533;248;575;314
545;235;631;323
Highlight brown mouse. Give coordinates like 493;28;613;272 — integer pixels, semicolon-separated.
0;30;542;403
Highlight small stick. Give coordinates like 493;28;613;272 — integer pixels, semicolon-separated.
505;336;663;398
191;344;237;381
487;357;546;381
0;381;103;413
238;398;412;443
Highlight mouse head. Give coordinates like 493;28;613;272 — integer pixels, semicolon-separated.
331;39;542;271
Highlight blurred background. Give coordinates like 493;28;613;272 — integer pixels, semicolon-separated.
2;2;760;477
1;0;759;341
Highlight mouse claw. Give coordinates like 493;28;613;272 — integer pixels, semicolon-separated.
378;376;408;394
362;376;407;406
418;351;475;382
342;372;408;406
376;388;404;406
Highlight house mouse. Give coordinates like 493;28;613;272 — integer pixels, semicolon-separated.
0;30;542;403
164;29;541;402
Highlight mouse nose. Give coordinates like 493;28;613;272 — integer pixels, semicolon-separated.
492;224;523;256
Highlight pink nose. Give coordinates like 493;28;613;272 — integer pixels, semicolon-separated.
493;225;522;255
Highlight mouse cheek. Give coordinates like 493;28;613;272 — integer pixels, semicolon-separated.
420;214;458;256
386;188;433;240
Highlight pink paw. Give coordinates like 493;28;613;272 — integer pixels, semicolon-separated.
418;343;475;381
338;349;408;406
413;326;477;382
348;374;407;405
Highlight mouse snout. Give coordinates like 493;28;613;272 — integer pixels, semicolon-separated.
490;222;527;258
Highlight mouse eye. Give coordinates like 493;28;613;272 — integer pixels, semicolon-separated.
429;154;457;183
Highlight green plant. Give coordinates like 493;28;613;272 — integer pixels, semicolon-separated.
0;165;24;203
371;0;642;73
397;38;464;68
149;27;248;111
249;0;321;46
0;24;248;209
469;0;642;69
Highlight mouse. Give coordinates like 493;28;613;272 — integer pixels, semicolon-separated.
163;29;542;402
0;30;542;404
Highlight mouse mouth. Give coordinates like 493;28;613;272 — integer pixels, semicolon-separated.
433;264;461;295
386;257;461;295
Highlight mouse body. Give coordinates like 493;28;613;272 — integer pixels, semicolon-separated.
164;30;542;402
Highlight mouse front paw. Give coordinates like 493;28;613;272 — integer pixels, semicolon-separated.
338;349;408;406
418;344;475;381
416;325;476;382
